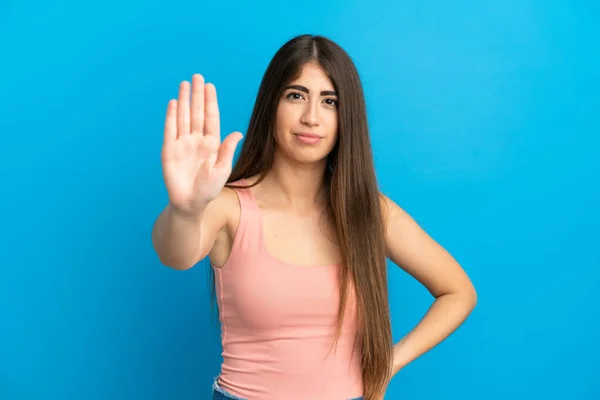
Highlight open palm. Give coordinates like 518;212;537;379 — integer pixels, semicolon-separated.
161;74;243;215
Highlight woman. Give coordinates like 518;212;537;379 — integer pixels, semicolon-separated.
152;34;477;400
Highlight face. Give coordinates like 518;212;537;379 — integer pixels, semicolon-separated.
274;62;339;165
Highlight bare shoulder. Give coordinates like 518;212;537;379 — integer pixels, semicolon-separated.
218;174;262;227
193;185;241;265
205;184;241;230
378;192;408;222
378;192;415;256
205;184;244;267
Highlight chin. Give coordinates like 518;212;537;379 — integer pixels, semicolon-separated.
276;146;326;165
291;149;333;166
275;134;335;164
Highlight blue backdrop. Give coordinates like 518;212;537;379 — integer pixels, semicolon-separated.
1;1;598;399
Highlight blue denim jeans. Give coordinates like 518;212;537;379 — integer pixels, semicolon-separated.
212;376;247;400
212;376;364;400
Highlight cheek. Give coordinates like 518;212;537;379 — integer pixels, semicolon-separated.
273;109;286;141
275;104;293;132
326;114;339;147
326;112;338;135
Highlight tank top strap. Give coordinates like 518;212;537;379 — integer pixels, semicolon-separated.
226;178;264;257
228;178;257;210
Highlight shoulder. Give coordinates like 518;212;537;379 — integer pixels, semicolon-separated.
216;185;242;227
377;192;413;257
204;185;240;218
204;185;243;267
200;184;243;241
215;175;259;215
378;192;408;222
218;175;262;233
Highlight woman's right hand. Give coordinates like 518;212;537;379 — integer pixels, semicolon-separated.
161;74;243;216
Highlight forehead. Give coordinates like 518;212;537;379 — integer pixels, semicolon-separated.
289;62;334;89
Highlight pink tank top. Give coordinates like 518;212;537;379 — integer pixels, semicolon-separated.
212;179;363;400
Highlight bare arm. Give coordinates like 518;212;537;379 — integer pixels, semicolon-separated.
152;190;233;270
151;203;205;270
152;73;242;269
380;194;477;375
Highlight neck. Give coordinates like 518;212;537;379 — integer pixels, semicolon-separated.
262;152;329;211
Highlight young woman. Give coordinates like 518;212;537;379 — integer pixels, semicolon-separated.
152;34;477;400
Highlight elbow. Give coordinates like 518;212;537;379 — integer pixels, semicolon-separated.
156;251;196;271
157;255;196;271
169;262;195;271
152;236;198;271
446;284;478;312
464;284;478;311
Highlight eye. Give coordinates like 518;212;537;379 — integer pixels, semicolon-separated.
324;98;338;107
286;92;304;100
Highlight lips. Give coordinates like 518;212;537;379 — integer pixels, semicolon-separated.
294;132;323;139
294;132;323;145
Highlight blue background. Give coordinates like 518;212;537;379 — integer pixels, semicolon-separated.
1;0;598;399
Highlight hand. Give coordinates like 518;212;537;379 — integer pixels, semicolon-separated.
161;74;243;215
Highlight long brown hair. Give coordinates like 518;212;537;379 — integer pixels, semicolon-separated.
210;34;392;399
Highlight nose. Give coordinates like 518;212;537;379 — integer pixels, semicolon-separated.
300;101;319;127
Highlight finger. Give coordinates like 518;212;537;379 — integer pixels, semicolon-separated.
177;81;191;137
204;83;220;139
190;74;205;134
216;132;243;172
163;99;178;145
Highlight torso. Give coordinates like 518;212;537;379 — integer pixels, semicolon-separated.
210;175;341;268
208;176;363;400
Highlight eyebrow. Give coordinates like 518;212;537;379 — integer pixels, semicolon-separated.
284;85;337;96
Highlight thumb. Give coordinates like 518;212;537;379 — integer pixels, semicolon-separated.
216;131;243;172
